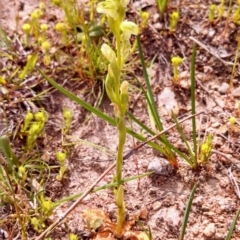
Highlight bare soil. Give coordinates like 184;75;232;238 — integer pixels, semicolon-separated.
0;0;240;240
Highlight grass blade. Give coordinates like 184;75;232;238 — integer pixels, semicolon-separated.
179;182;198;240
137;36;163;131
38;68;169;154
225;208;240;240
0;135;19;173
172;112;195;166
0;26;12;50
54;171;153;206
190;45;197;168
137;36;177;167
38;68;116;125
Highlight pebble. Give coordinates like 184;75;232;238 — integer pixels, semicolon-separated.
139;208;148;220
211;122;220;128
148;157;174;176
215;97;225;108
208;28;216;37
153;13;160;23
152;201;162;211
153;22;162;30
218;82;229;94
203;223;215;237
233;87;240;97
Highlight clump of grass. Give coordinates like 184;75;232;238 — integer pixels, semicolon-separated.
171;46;212;169
156;0;170;19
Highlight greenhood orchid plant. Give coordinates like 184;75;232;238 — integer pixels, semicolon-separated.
97;0;138;236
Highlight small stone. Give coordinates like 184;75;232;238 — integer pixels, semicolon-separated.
215;97;225;108
203;223;215;237
153;13;160;23
208;28;216;37
219;178;229;188
153;22;162;30
233;87;240;97
148;157;174;176
211;122;220;128
139;208;148;220
218;82;230;94
152;201;162;211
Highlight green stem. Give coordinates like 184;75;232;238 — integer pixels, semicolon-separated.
116;32;121;70
116;117;126;235
116;140;124;184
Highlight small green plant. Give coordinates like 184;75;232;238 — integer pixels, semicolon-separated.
29;7;44;38
63;107;73;135
19;53;38;80
209;4;217;22
41;40;51;66
218;0;225;18
69;233;78;240
169;11;180;32
171;56;184;83
21;109;48;150
55;22;68;44
199;133;213;163
171;46;210;169
31;193;54;232
156;0;169;19
56;151;67;180
97;0;138;236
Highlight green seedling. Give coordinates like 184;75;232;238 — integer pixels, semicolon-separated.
22;23;31;44
18;165;27;181
41;40;51;66
228;116;236;132
171;56;184;83
229;116;236;125
30;8;44;38
63;107;73;135
233;5;240;24
156;0;169;19
21;109;48;150
209;4;217;22
55;22;68;44
21;111;34;132
97;0;138;236
31;194;54;232
169;11;179;32
19;53;38;80
218;0;225;18
140;11;149;31
56;151;67;180
69;233;78;240
199;133;213;163
40;23;48;41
